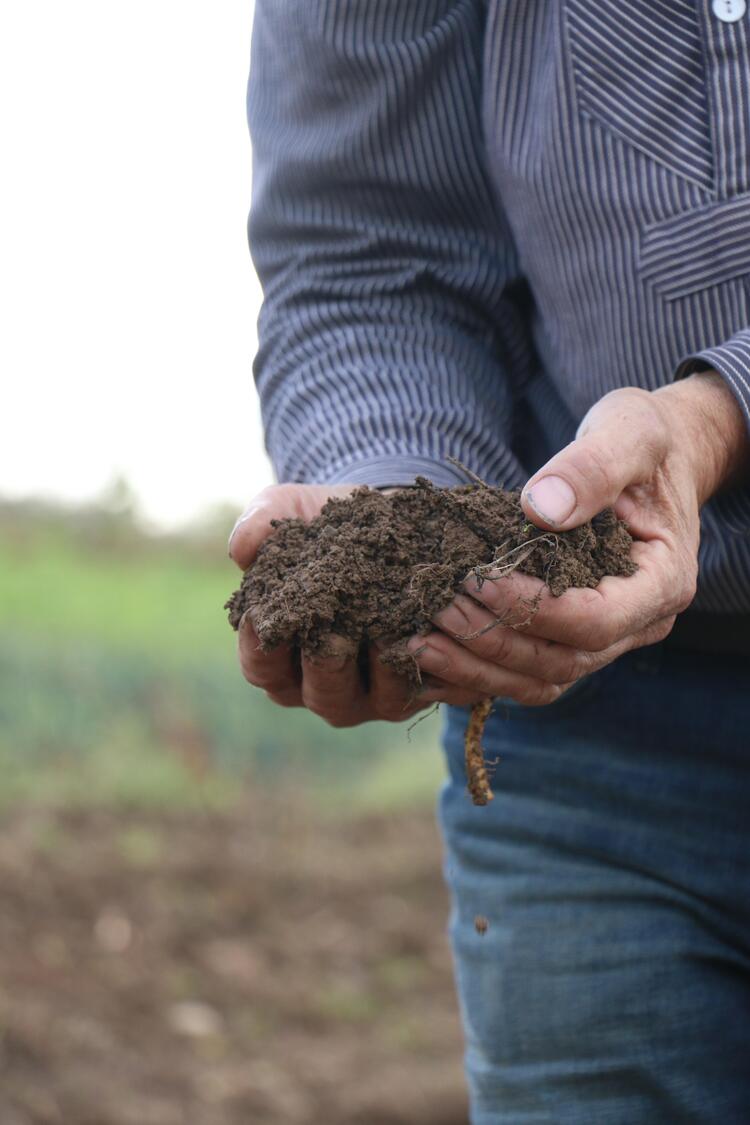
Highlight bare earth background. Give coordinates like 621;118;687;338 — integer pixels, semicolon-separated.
0;493;468;1125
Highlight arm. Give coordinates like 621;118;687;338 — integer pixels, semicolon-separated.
245;0;526;491
231;0;527;725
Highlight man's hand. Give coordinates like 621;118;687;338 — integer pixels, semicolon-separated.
409;373;750;707
228;484;470;727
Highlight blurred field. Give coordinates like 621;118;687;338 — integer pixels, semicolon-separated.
0;493;447;808
0;495;467;1124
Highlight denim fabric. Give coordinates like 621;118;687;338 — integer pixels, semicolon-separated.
440;645;750;1124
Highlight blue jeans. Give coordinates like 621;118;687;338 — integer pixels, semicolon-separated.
440;644;750;1124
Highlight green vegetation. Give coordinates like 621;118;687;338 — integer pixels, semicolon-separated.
0;497;444;811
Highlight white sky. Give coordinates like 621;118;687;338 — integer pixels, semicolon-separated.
0;0;273;529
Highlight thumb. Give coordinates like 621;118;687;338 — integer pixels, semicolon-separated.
227;493;278;570
520;388;668;530
228;483;355;569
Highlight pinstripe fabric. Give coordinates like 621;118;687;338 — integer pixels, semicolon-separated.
247;0;750;613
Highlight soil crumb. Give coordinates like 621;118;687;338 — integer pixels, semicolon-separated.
225;478;636;680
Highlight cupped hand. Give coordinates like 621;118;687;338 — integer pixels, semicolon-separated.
410;373;750;707
228;483;474;727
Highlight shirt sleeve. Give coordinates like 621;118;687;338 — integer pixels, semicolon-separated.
676;328;750;533
247;0;529;490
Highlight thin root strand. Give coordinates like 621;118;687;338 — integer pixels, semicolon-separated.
447;456;491;488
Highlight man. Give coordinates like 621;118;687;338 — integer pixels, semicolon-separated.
229;3;750;1121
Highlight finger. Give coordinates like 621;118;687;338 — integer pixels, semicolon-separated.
264;687;305;708
431;594;677;683
239;614;302;701
416;678;493;708
520;387;669;530
628;614;676;649
464;539;684;651
408;631;572;708
228;483;355;570
228;496;277;570
368;645;428;723
301;636;369;728
411;615;676;707
432;594;596;684
416;621;673;708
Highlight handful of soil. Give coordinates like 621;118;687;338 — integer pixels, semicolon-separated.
226;477;636;805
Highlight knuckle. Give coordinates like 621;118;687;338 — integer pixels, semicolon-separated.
676;573;698;613
555;591;605;650
420;645;452;679
516;680;561;707
435;597;473;637
300;688;328;718
598;386;651;413
301;693;325;719
569;620;601;652
579;616;618;652
323;712;358;729
467;579;505;616
598;623;620;652
265;690;300;709
259;482;290;506
578;441;616;500
554;647;586;683
304;694;353;728
241;664;273;690
653;616;676;643
484;626;514;665
463;664;496;697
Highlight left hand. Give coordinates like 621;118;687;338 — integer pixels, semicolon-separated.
409;373;750;707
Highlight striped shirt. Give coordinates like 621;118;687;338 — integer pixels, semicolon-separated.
247;0;750;613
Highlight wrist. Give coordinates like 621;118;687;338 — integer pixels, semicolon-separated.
654;371;750;505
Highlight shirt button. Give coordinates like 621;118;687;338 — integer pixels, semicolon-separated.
712;0;746;21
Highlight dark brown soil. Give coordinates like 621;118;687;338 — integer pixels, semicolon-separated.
226;478;636;676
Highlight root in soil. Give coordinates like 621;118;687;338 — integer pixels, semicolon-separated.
226;477;636;805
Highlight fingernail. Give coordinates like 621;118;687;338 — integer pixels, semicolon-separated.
406;636;429;657
227;502;270;554
524;476;576;527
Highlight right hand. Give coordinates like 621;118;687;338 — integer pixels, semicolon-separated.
228;483;477;727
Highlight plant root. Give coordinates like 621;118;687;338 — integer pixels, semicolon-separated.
447;456;492;489
467;535;560;591
465;698;494;806
451;609;512;642
406;702;440;740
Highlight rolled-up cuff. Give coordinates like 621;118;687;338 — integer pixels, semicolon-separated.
324;454;471;490
675;330;750;535
675;329;750;434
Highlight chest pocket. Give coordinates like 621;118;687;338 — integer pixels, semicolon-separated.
639;192;750;299
565;0;714;191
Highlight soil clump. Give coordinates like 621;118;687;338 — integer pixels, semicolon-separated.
225;477;636;676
